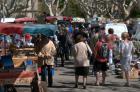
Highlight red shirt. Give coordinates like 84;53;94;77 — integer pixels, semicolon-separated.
94;41;108;62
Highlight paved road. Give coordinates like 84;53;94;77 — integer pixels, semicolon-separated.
48;59;140;92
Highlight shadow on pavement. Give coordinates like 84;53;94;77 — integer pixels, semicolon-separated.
104;82;140;90
131;84;140;89
60;73;75;76
104;82;122;87
64;61;74;65
64;66;74;69
51;85;74;89
59;82;75;85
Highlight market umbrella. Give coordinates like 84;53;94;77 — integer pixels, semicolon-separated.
0;23;24;35
23;24;58;36
15;17;36;23
45;16;57;23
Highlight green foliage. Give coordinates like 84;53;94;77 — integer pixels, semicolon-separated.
130;7;140;18
36;0;48;24
63;0;85;17
59;0;65;8
38;0;48;13
125;0;132;5
15;14;26;18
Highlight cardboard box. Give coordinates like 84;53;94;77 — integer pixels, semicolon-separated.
122;67;139;79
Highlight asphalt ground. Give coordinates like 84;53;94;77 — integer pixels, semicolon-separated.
48;59;140;92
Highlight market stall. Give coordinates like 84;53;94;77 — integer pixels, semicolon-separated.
0;23;57;92
23;24;58;36
0;47;42;92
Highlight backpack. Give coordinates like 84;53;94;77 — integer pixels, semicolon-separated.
98;42;109;58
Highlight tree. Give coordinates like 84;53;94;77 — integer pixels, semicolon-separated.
43;0;69;16
110;0;137;19
63;0;85;17
75;0;109;18
0;0;30;18
76;0;138;19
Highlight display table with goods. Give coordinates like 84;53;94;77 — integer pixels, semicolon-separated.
120;63;140;79
115;60;140;79
0;48;47;92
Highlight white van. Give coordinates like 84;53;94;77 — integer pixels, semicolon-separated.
105;23;128;39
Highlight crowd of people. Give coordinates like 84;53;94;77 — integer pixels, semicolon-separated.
0;21;137;89
72;27;134;88
31;23;137;89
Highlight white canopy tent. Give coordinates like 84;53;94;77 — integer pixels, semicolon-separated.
1;18;15;23
72;17;85;23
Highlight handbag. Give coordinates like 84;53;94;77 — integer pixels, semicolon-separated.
85;43;92;59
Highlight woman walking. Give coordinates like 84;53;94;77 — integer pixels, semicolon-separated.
38;35;56;87
120;32;134;86
73;33;92;89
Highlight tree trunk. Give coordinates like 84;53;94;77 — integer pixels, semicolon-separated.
48;5;54;16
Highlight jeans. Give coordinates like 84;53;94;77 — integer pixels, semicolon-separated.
41;65;54;87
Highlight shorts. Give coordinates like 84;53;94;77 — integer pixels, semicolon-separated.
75;67;89;76
94;60;108;72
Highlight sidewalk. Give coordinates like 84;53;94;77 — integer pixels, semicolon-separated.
48;60;140;92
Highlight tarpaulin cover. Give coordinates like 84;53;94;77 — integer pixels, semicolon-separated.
23;24;58;36
0;23;58;36
45;16;57;21
46;16;72;22
15;17;36;23
0;23;23;35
